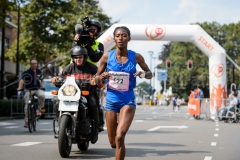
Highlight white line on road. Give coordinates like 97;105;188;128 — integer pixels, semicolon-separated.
135;120;144;122
204;156;212;160
12;142;42;146
211;142;217;146
39;122;51;125
38;129;53;131
0;122;16;126
148;126;161;131
146;118;153;120
147;125;188;131
214;134;218;137
215;128;219;131
216;124;219;127
3;126;20;129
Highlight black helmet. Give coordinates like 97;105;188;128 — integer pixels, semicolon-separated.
88;19;102;36
71;45;88;59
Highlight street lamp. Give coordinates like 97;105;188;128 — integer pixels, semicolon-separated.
152;56;157;96
16;0;21;79
148;51;154;88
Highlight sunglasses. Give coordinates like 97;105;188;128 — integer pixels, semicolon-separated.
73;56;84;59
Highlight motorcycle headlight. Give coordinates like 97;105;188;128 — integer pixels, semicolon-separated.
62;85;77;96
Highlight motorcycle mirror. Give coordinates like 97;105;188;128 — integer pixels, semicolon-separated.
47;64;56;76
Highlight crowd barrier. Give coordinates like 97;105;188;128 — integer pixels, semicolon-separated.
10;95;25;119
10;95;56;119
187;98;231;121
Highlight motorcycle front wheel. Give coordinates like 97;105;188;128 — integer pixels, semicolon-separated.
58;115;72;158
77;141;89;151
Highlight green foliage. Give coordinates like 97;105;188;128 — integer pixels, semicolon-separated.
136;81;151;91
0;0;15;27
5;0;113;67
6;75;18;99
0;99;24;116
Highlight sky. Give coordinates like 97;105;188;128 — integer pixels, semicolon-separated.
98;0;240;93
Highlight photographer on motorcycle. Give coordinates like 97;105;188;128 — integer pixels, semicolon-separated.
73;18;104;65
73;18;105;131
51;45;100;144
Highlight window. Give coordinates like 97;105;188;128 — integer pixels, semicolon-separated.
5;38;9;49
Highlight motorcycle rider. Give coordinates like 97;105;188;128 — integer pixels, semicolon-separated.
73;18;105;131
51;45;99;144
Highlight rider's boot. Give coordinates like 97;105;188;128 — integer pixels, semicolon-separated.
91;107;99;144
98;105;105;132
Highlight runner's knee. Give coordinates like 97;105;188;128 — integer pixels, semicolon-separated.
115;134;125;147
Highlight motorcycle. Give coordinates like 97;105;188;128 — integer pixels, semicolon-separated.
52;74;99;158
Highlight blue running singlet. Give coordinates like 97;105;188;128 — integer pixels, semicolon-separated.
105;50;137;109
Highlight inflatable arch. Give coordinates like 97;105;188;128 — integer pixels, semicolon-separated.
97;24;232;119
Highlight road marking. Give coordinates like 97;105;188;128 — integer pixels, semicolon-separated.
3;126;20;129
147;125;188;131
214;134;218;137
38;129;53;131
0;122;16;126
146;118;153;120
216;124;219;127
12;142;42;146
215;128;219;131
39;122;51;125
204;156;212;160
135;120;144;122
211;142;217;146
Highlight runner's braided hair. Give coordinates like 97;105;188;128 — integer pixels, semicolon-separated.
113;26;131;37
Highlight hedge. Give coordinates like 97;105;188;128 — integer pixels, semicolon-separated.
0;99;24;117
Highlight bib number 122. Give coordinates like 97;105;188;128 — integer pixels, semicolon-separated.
114;78;123;84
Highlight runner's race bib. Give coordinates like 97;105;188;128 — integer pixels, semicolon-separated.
108;71;130;91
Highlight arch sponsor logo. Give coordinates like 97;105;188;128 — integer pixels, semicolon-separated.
211;63;224;77
145;26;166;40
198;36;214;51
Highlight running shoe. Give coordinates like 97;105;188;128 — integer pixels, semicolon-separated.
36;109;42;116
24;121;28;128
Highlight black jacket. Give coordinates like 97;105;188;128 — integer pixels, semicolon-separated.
72;40;104;63
61;62;97;94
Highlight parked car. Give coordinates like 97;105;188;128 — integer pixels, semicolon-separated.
41;79;59;118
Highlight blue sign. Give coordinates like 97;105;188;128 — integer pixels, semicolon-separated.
157;68;167;81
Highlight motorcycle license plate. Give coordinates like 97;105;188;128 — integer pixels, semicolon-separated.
59;101;78;111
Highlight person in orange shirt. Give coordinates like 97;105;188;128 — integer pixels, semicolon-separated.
189;88;196;99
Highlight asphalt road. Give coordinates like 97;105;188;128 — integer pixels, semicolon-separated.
0;105;240;160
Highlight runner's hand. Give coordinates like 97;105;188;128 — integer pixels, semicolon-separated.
101;72;110;80
133;70;145;78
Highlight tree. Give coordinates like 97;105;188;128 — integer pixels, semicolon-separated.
0;0;15;27
5;0;113;67
136;81;151;92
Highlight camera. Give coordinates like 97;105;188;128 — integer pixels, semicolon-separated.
75;16;95;45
